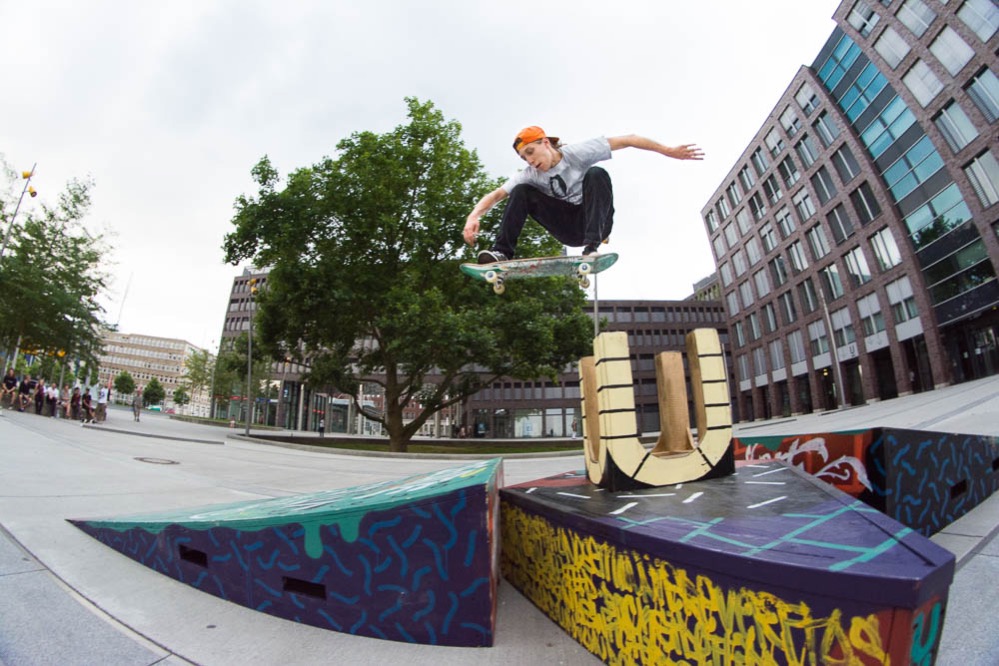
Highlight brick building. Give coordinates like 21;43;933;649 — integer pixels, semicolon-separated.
703;0;998;420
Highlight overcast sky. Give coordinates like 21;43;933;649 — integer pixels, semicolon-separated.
3;0;843;351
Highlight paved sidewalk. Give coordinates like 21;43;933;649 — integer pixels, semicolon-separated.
1;378;998;665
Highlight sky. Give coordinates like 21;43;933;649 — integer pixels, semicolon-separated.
3;0;843;352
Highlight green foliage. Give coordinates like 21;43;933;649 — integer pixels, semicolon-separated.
143;377;166;406
183;348;214;400
114;371;136;396
0;156;110;375
172;385;190;407
223;98;592;452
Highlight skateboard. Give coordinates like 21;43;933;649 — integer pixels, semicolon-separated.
460;252;619;294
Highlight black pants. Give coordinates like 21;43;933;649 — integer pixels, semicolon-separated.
492;167;614;258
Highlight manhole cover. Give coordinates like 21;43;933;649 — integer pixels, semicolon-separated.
134;457;179;465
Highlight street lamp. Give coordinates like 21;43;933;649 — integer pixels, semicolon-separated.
245;278;258;436
1;164;39;261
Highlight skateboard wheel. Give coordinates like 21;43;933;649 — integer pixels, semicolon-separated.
578;262;592;275
485;270;499;283
578;276;591;289
493;281;506;295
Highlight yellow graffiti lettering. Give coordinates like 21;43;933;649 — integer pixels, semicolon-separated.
502;503;892;666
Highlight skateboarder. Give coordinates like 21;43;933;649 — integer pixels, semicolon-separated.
463;127;703;264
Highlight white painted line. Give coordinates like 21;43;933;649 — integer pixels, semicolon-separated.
557;492;591;500
747;496;787;509
752;467;791;478
743;464;770;468
610;502;639;516
525;487;537;494
674;484;684;490
618;493;676;498
683;491;704;504
744;481;787;485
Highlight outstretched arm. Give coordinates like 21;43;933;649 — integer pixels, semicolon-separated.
607;135;704;161
463;187;508;245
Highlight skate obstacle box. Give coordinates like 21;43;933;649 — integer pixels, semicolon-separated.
70;458;503;647
500;331;956;664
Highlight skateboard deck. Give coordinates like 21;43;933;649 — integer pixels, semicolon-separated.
460;253;618;294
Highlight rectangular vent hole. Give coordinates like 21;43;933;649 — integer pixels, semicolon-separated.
992;457;999;473
950;479;968;499
283;576;326;600
178;544;208;568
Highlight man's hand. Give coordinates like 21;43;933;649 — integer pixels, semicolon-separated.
667;144;705;161
463;216;480;245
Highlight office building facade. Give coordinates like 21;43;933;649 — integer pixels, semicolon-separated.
703;0;998;420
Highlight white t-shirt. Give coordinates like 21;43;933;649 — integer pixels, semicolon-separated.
501;137;612;206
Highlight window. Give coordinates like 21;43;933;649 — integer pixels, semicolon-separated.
870;227;903;270
808;320;830;356
929;27;975;76
874;26;911;69
749;193;768;221
844;246;874;287
705;209;720;233
903;60;943;107
727;181;744;207
819;35;863;89
831;145;862;183
850;182;882;225
720;261;734;287
886;276;919;323
934;100;979;152
733;249;748;276
739;166;756;191
828;204;856;245
776;206;796;238
964;151;999;208
812;167;839;205
753;346;768;376
788;330;808;365
763;303;779;334
736;354;751;382
897;0;936;37
814;111;841;148
860;96;917;158
796;81;820;115
788;241;809;273
849;0;882;36
798;277;820;314
760;222;778;253
905;182;973;248
726;291;741;316
806;224;832;259
717;196;732;218
765;128;785;156
821;263;846;300
796;134;820;168
779;157;801;188
966;68;999;123
778;291;798;324
839;63;889;122
712;234;727;260
770;254;789;286
769;339;786;371
793;189;817;222
857;293;887;336
830;307;857;348
739;281;755;309
746;237;764;266
736;207;753;234
763;175;783;205
754;268;772;298
957;0;999;42
924;240;996;305
751;148;769;175
724;222;739;247
733;321;746;347
882;136;945;201
781;107;803;137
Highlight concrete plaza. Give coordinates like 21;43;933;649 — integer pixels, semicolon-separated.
2;376;998;665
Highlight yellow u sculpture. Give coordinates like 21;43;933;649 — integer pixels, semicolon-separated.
580;329;734;491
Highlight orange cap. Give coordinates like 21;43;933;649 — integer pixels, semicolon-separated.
513;126;559;153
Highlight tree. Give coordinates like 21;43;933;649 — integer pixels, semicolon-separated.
143;377;166;407
0;156;110;376
114;371;136;396
223;98;592;452
172;385;190;411
183;348;214;404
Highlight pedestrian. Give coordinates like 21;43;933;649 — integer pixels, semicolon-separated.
17;374;35;412
96;385;109;423
132;388;142;422
81;390;95;424
70;387;82;420
61;385;71;418
1;369;17;409
33;379;45;415
464;127;703;263
318;417;325;438
46;383;58;417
